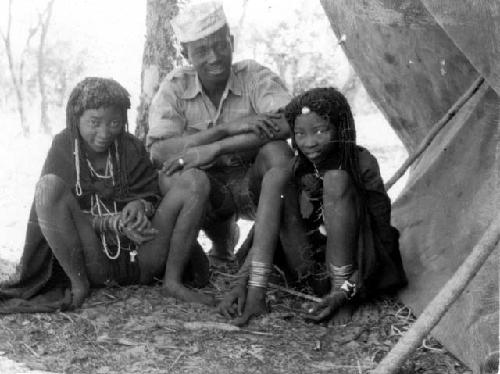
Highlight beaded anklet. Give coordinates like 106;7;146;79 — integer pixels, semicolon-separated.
328;263;357;300
248;261;273;289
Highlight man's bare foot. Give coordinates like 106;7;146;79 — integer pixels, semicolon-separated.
232;286;267;327
161;281;215;306
70;279;90;309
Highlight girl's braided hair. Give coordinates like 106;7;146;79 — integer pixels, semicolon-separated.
284;87;362;189
67;77;131;197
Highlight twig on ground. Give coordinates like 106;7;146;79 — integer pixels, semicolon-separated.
269;282;322;303
272;265;289;289
240;329;276;337
84;298;123;308
420;338;445;353
22;343;40;357
209;280;221;291
59;312;75;323
212;270;240;278
167;350;184;373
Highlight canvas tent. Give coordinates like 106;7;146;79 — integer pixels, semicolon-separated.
319;1;499;372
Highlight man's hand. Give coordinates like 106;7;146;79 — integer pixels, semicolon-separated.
224;113;286;139
161;144;219;175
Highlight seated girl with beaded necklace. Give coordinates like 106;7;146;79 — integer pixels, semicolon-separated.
0;77;212;313
218;87;407;326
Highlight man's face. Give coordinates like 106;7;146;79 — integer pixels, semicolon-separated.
184;27;233;88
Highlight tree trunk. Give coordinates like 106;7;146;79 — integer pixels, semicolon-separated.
135;0;182;141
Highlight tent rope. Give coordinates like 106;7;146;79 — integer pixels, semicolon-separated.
384;76;485;191
371;212;500;374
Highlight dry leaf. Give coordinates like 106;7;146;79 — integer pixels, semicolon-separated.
183;321;240;332
117;338;142;346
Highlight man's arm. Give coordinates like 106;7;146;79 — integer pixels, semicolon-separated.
151;112;290;164
150;124;229;164
161;114;291;175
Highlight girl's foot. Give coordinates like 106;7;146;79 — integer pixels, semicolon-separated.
232;286;267;327
161;281;215;306
70;279;90;309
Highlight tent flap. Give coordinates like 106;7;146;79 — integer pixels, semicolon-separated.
320;1;500;372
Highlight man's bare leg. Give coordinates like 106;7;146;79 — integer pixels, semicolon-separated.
140;169;214;305
233;168;290;326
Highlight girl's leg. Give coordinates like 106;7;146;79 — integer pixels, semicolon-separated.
322;170;359;324
234;167;290;326
279;180;315;279
138;169;213;305
34;174;108;308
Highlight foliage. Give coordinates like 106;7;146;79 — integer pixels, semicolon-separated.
26;40;87;107
234;0;376;114
0;0;88;135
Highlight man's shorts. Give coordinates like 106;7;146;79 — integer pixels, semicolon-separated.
204;164;260;225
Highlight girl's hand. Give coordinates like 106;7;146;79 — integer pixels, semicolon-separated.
217;284;247;319
121;200;145;228
304;291;348;322
121;222;158;244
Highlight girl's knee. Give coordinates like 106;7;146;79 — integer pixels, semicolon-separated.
323;170;355;200
35;174;70;209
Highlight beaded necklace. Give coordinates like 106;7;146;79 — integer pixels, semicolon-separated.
86;149;123;260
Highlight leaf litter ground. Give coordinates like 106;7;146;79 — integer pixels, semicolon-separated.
0;262;471;374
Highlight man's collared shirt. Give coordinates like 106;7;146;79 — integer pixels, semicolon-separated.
147;59;291;157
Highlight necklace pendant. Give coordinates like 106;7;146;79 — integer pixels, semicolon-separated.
129;250;138;263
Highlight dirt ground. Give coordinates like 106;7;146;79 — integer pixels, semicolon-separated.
0;263;471;374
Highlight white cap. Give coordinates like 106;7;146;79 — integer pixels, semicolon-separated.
171;1;228;43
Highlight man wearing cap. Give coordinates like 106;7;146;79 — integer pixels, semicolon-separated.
148;0;297;280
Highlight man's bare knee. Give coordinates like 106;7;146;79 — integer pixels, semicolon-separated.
256;140;293;169
35;174;69;210
173;169;210;199
323;170;355;201
261;167;290;190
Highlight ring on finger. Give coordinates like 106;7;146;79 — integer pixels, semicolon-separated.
178;158;185;167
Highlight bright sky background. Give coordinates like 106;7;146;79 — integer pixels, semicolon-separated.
2;0;337;131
